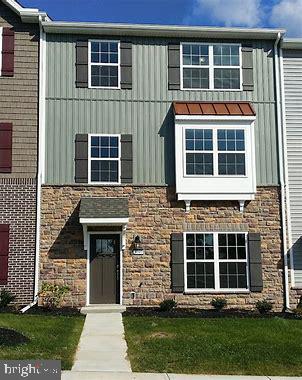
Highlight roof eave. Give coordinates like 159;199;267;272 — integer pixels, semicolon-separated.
1;0;49;23
41;21;285;40
282;38;302;50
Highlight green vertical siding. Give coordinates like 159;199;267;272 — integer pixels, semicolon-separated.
45;35;279;185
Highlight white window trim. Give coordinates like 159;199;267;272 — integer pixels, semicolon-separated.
183;125;247;179
88;133;121;185
183;232;250;293
180;42;242;91
0;27;3;76
88;39;121;90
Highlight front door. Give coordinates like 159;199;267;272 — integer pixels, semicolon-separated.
89;234;120;304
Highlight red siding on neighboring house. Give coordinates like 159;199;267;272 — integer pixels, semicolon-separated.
0;122;12;173
1;27;14;77
0;224;9;285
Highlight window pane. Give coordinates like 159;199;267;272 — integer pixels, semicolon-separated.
214;68;240;89
90;160;119;183
187;262;214;289
186;233;195;246
91;65;119;88
90;135;119;159
218;153;246;175
182;44;209;66
187;247;195;260
185;129;213;151
186;153;213;175
183;68;209;89
214;44;240;67
219;262;247;289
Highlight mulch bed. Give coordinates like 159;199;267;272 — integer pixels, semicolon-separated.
0;328;30;346
0;306;81;316
124;307;302;319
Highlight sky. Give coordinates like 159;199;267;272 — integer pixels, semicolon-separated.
21;0;302;37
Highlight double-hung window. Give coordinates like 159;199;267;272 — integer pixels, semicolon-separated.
184;128;246;177
185;232;248;292
89;40;120;88
89;135;120;184
181;43;241;90
185;129;213;175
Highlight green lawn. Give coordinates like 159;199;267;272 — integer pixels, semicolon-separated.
0;313;84;370
124;316;302;376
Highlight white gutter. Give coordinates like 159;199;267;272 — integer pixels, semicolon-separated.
21;17;46;313
274;32;290;310
279;48;295;288
42;21;285;39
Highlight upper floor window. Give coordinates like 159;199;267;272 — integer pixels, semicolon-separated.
89;40;120;89
181;43;241;90
185;128;246;177
89;134;120;184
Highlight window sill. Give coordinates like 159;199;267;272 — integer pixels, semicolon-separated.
184;290;250;294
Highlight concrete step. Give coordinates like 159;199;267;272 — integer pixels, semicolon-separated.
80;304;126;314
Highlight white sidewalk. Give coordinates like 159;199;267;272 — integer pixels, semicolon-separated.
62;372;302;380
72;313;131;372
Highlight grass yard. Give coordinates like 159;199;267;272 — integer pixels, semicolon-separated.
124;316;302;376
0;313;84;370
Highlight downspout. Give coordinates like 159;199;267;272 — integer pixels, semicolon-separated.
21;16;46;313
274;32;290;310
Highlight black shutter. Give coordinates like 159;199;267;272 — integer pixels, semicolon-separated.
248;233;263;292
168;43;181;90
120;42;132;90
75;134;88;183
0;225;9;285
0;123;12;173
76;41;88;88
242;44;254;91
2;28;14;77
171;233;184;293
120;134;133;183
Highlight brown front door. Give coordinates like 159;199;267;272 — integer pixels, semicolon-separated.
89;234;120;304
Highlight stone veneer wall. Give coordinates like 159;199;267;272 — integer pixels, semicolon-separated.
40;185;284;310
0;179;36;304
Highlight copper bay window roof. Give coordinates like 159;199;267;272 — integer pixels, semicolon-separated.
173;102;256;116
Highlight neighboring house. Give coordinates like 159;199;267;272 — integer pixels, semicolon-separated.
38;21;288;310
281;39;302;308
0;0;47;304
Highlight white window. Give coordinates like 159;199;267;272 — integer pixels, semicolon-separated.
88;134;121;184
181;43;241;90
184;232;249;292
184;127;246;177
89;40;120;89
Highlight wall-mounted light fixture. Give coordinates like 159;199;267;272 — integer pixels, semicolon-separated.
132;235;144;255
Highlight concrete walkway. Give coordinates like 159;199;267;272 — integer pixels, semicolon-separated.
72;313;131;372
63;372;302;380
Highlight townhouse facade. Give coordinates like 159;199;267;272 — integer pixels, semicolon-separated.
37;22;288;310
0;0;47;304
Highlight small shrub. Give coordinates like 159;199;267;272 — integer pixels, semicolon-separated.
297;296;302;310
0;289;15;308
159;299;177;312
39;283;70;309
211;297;227;311
256;299;273;314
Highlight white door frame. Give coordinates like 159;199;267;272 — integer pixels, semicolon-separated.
86;231;123;306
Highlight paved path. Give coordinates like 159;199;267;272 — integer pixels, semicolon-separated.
72;313;131;372
63;372;302;380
